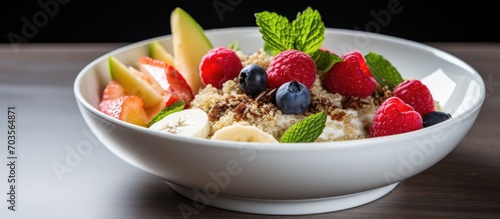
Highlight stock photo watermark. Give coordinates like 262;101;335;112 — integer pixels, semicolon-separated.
338;0;408;54
6;0;70;52
384;128;448;183
51;118;114;182
177;142;262;219
213;0;243;21
485;74;500;100
5;106;17;211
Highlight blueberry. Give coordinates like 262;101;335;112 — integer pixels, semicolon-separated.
422;111;452;127
276;81;311;114
239;64;267;96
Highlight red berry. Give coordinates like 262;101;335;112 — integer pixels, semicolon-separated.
393;79;434;116
199;47;243;89
324;50;377;98
266;50;317;89
369;97;423;137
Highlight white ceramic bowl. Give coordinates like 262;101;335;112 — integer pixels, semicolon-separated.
74;27;485;215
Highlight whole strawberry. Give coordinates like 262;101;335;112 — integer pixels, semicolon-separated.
266;50;317;89
370;97;423;137
392;79;434;116
199;47;243;89
324;50;377;98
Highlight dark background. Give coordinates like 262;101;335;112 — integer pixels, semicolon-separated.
1;0;498;44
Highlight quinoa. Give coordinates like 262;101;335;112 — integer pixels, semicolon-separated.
237;49;273;70
190;78;282;138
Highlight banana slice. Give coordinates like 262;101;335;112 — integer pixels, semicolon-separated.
211;123;278;143
148;108;209;138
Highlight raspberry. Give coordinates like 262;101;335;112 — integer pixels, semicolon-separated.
370;97;423;137
266;50;317;89
324;50;377;98
393;79;434;116
199;47;243;89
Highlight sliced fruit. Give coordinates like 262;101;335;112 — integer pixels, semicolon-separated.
148;108;209;138
101;80;125;101
211;123;278;143
139;56;194;107
99;95;149;127
108;56;163;107
171;7;213;94
145;95;169;121
149;40;175;67
98;80;125;111
128;66;165;96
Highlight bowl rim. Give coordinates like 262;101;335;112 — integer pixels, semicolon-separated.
74;27;486;151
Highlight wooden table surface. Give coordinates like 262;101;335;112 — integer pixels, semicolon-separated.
0;42;499;219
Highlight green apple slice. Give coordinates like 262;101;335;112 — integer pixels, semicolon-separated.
108;56;162;107
171;7;213;95
149;40;175;67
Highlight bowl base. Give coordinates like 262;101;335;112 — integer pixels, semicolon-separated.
167;181;399;215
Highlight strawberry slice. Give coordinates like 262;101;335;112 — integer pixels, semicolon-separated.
101;80;125;101
138;56;194;108
98;80;149;127
99;95;148;127
98;80;125;111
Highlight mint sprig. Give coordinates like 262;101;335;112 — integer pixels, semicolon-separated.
311;49;342;74
255;7;338;73
255;11;295;52
147;100;185;127
255;7;324;56
279;111;327;143
364;52;404;89
292;7;325;55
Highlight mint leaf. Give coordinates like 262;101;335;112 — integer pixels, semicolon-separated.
279;111;327;143
228;40;241;51
311;49;342;73
147;100;185;127
292;7;325;55
365;52;404;89
255;7;325;56
255;11;294;52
